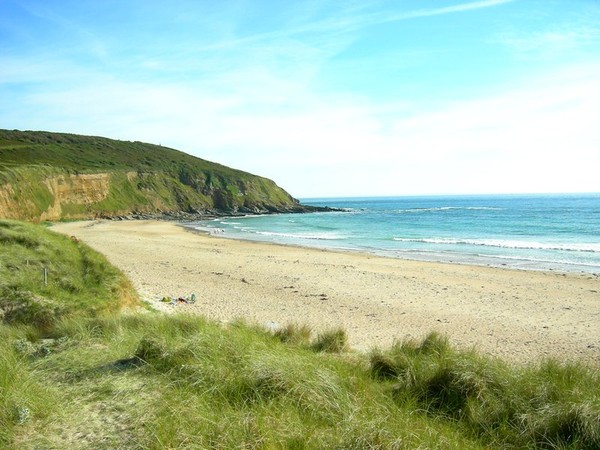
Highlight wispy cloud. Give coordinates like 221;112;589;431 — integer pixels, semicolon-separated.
493;3;600;59
497;26;600;54
17;1;109;60
360;0;516;26
185;0;516;54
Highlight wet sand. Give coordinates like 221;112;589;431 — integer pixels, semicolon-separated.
52;220;600;364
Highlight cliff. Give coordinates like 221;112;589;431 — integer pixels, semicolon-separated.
0;129;315;222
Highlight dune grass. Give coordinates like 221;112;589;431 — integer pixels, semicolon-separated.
2;313;484;449
369;332;600;448
1;220;599;449
0;219;138;332
4;312;598;449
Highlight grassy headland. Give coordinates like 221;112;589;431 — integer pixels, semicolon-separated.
0;129;315;222
1;220;599;449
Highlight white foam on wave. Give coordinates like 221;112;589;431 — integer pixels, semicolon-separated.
474;252;600;268
392;237;600;253
198;225;345;243
253;230;346;241
394;206;503;214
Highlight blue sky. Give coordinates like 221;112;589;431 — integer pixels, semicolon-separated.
1;0;599;197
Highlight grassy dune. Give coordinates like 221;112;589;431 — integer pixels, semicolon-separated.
1;220;599;449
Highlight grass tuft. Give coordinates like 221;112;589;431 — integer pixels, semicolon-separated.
369;350;400;380
0;328;57;447
273;322;312;346
311;327;349;353
134;337;165;364
0;285;65;332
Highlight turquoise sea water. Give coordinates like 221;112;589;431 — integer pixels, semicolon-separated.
190;194;600;273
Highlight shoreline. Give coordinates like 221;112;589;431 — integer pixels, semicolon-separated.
52;220;600;365
186;219;600;275
185;222;576;275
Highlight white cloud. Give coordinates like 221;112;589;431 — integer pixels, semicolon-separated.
3;62;598;197
239;63;600;196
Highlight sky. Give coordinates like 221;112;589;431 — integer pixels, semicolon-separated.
1;0;599;198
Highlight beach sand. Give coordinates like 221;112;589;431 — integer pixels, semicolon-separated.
52;220;600;365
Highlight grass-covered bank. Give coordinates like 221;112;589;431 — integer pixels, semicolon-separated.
0;219;138;331
1;220;599;449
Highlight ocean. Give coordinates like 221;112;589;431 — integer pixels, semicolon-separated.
189;194;600;273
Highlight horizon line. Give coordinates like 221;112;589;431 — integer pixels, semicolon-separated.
299;192;600;200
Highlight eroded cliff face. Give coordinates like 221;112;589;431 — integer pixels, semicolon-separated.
40;173;111;221
0;173;112;221
0;183;22;219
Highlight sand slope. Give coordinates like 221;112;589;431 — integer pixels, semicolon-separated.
52;220;600;364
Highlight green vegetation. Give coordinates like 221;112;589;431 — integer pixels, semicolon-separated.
311;327;349;353
370;333;600;448
0;130;264;179
1;220;599;449
0;129;302;221
0;220;137;331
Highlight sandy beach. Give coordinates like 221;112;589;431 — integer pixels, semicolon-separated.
52;220;600;365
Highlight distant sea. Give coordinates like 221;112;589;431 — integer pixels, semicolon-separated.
189;194;600;273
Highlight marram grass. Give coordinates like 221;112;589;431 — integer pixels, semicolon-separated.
369;333;600;449
0;219;138;332
8;313;479;449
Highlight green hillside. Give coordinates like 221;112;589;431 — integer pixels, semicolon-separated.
0;129;309;222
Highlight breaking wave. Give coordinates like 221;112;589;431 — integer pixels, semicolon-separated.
392;237;600;253
250;230;346;241
394;206;503;214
